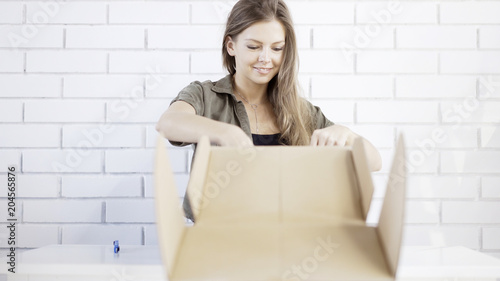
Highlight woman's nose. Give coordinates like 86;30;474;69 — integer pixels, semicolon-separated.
259;48;271;63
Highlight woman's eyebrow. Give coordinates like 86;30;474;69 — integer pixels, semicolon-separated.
245;39;285;44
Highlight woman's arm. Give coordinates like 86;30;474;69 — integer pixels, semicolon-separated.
310;124;382;171
156;101;253;147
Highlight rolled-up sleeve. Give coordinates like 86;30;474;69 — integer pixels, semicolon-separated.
303;99;335;129
168;82;205;147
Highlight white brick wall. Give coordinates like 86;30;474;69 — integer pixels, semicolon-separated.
1;0;499;260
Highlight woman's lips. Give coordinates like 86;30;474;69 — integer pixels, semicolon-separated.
254;67;272;74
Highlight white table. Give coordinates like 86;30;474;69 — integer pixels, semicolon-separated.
2;245;500;280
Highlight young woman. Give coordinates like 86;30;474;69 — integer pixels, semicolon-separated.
156;0;382;171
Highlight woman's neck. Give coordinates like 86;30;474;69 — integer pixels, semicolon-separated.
232;74;268;104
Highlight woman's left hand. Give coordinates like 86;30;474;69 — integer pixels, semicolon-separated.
309;124;358;147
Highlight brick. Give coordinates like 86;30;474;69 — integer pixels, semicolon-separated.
483;228;500;249
109;51;189;74
27;51;107;73
148;26;222;49
0;75;61;98
144;225;158;245
144;174;189;198
23;199;102;222
105;148;186;173
397;26;476;49
299;50;353;74
0;100;23;122
26;2;107;24
23;149;102;173
357;51;437;74
0;173;59;198
145;74;221;98
441;101;500;124
106;199;155;223
482;126;500;148
15;175;60;198
311;75;392;98
16;224;59;248
441;51;500;74
397;125;478;149
64;75;144;98
25;100;105;123
357;2;436;24
0;125;60;148
0;2;23;24
313;26;394;49
480;27;500;49
406;176;478;199
0;50;24;72
191;1;235;24
350;125;395;149
106;99;170;123
109;2;189;24
405;201;440;224
357;101;438;123
443;202;500;223
478;75;500;99
191;51;226;74
0;26;64;48
442;151;500;174
396;75;476;99
405;148;438;174
62;225;142;245
403;226;479;249
0;151;21;170
62;175;142;198
66;26;144;49
310;100;354;123
62;125;143;148
441;2;500;24
295;26;311;49
288;2;354;24
483;177;500;199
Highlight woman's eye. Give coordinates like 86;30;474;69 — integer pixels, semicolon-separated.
273;47;284;51
247;46;259;50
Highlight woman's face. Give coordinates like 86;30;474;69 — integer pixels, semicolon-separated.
227;20;286;87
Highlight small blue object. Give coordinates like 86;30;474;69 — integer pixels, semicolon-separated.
113;240;120;253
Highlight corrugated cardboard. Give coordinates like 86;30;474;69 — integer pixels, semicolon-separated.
154;135;406;281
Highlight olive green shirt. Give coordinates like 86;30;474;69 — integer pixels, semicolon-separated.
169;74;334;147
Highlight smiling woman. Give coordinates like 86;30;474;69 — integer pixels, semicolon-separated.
155;0;381;165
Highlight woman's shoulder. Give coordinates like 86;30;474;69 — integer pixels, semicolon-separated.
180;75;233;96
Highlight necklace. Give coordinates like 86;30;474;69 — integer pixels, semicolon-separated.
236;91;260;134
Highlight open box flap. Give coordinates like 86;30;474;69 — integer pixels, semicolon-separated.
185;136;211;221
351;137;375;220
154;135;186;278
377;134;407;277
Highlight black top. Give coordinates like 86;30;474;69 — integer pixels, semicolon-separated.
252;133;282;145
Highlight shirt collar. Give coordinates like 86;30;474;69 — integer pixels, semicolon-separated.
211;74;234;95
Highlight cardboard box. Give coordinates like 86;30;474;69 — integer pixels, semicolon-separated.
154;135;406;281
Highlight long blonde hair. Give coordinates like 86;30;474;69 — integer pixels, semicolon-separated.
222;0;313;145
